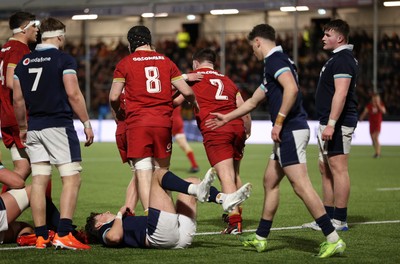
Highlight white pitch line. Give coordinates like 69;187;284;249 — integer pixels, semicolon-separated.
0;246;35;251
377;187;400;191
195;219;400;236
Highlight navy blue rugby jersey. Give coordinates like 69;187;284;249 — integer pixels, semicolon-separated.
315;45;358;127
14;44;77;130
261;46;308;131
99;215;147;248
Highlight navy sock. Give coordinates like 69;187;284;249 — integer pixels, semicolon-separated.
35;225;48;239
324;206;335;219
256;218;272;238
161;171;191;194
333;207;347;222
46;197;60;231
58;218;73;237
316;214;335;236
207;186;219;203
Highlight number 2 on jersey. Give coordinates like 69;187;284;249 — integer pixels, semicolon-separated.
210;79;228;100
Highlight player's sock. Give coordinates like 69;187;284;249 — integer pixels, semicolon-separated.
186;151;198;168
256;218;272;238
57;218;74;237
35;225;49;239
207;186;220;203
333;207;347;222
161;171;191;194
324;206;334;218
316;214;335;236
46;197;60;231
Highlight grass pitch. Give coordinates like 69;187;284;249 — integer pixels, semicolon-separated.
1;142;399;263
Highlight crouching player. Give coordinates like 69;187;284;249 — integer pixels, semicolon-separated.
85;168;252;248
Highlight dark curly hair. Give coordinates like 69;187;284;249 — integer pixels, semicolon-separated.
85;212;102;244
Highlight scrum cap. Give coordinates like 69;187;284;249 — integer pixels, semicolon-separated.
127;25;151;52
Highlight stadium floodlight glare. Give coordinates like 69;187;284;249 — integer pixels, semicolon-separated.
141;13;154;18
210;9;239;15
155;13;168;17
318;9;327;15
187;14;196;21
71;14;98;20
280;6;309;12
383;1;400;6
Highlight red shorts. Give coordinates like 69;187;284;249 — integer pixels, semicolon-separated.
369;122;381;134
127;126;172;159
116;132;128;163
203;126;246;166
1;125;25;149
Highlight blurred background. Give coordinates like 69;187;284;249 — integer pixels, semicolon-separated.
1;0;399;122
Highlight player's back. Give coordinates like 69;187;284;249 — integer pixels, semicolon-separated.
191;68;242;130
14;47;75;130
116;50;181;127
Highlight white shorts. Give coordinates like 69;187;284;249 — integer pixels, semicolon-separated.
146;208;196;249
0;199;8;233
26;127;82;164
318;125;355;162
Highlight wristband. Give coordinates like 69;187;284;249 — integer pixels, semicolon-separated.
83;120;92;129
182;74;188;81
275;112;286;126
327;119;337;127
19;129;27;133
115;211;123;219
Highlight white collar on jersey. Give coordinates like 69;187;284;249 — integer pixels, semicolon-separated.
35;43;59;51
333;44;354;53
265;45;283;59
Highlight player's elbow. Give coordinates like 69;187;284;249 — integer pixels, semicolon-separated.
106;233;123;244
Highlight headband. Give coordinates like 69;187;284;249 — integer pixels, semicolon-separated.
41;30;65;38
12;20;40;34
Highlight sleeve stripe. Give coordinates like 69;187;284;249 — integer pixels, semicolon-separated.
113;78;125;83
334;73;352;79
274;67;290;79
171;76;184;82
63;69;77;75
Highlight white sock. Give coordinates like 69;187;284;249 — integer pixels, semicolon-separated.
326;231;340;243
188;184;196;196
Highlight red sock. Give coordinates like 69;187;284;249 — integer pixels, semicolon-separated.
186;151;198;168
45;180;52;199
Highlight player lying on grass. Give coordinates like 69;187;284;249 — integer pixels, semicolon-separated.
85;168;252;248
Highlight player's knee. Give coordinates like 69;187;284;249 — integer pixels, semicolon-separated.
8;188;29;211
56;162;82;176
31;163;52;176
133;157;153;171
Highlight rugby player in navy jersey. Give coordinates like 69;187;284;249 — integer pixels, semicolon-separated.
303;19;358;232
206;24;345;258
85;168;252;249
13;17;94;250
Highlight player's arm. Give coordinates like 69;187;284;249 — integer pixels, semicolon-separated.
206;86;265;130
109;82;124;120
12;78;28;143
172;78;199;113
63;73;94;146
6;66;16;90
104;210;125;246
0;165;25;189
236;92;252;139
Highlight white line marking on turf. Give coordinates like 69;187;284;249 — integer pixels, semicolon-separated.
377;187;400;191
194;220;400;236
0;246;35;250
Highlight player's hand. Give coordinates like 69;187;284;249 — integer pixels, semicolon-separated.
205;113;228;130
271;125;282;143
186;73;203;82
19;131;27;146
322;126;334;141
84;128;94;147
